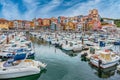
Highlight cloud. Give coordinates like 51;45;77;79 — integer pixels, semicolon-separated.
60;0;120;19
22;0;62;19
0;0;120;20
60;0;101;17
22;0;39;20
99;0;120;18
36;0;62;18
0;0;21;20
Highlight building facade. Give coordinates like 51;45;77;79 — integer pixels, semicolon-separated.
13;20;22;29
0;18;9;30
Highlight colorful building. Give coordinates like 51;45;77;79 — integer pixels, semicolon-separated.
50;22;57;31
65;22;76;30
50;17;58;23
30;21;34;28
13;20;22;29
58;16;66;23
79;9;102;30
76;22;83;31
42;18;50;27
0;18;9;30
37;18;43;27
22;21;34;29
8;21;14;29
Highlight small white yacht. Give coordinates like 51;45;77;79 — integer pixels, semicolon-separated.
62;41;83;52
0;59;47;79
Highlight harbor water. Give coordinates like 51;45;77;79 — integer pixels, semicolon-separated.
9;35;120;80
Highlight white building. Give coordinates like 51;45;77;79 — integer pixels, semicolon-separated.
13;20;22;29
103;19;114;25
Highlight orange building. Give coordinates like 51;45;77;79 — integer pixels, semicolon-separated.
8;21;14;29
30;21;34;28
65;22;76;30
42;18;50;26
37;18;43;27
79;9;101;30
0;18;9;30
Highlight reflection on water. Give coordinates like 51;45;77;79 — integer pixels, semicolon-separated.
29;35;120;80
6;69;47;80
61;49;78;57
89;63;117;78
81;56;89;62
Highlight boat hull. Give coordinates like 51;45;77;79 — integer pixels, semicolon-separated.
73;47;82;52
90;58;118;69
0;67;40;79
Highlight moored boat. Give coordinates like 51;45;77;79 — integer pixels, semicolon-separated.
90;50;120;69
0;59;47;79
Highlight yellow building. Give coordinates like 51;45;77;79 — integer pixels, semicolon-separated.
42;19;50;26
8;21;14;29
30;21;35;28
0;18;9;30
65;22;76;30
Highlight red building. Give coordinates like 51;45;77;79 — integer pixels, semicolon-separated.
37;18;43;26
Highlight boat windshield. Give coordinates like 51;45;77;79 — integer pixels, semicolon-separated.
3;60;21;67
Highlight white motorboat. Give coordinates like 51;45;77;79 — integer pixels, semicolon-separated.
61;41;74;51
0;59;47;79
62;40;83;52
90;50;120;69
72;42;83;52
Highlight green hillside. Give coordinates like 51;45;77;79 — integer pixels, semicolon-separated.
114;19;120;27
102;18;120;27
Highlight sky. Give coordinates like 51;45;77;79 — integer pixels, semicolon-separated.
0;0;120;20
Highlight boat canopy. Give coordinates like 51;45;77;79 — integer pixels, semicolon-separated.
98;51;111;61
14;53;26;61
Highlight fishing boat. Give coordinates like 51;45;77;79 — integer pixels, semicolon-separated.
90;50;120;69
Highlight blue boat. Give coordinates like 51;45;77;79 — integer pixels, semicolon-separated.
14;53;26;61
114;41;120;45
99;41;106;47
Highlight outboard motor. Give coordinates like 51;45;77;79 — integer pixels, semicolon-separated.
98;60;102;68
